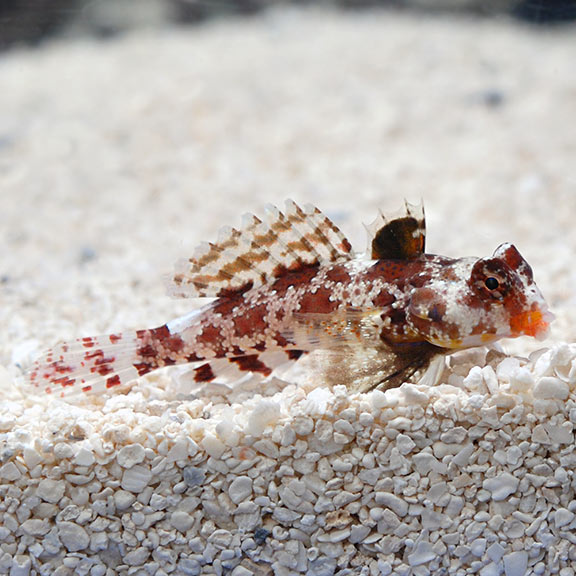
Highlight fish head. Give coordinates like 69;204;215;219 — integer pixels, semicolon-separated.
407;243;553;349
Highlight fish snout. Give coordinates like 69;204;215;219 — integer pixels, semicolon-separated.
510;304;555;341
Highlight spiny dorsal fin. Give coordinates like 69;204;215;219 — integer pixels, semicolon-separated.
169;200;353;298
368;201;425;260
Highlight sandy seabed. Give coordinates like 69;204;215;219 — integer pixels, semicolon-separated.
1;7;576;576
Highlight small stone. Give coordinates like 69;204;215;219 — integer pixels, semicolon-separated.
117;444;146;468
532;424;551;444
124;547;151;566
201;433;226;458
231;567;255;576
229;476;253;504
396;434;416;455
183;466;206;487
253;439;279;459
0;462;20;481
9;555;31;576
402;384;429;405
57;521;90;552
480;563;501;576
506;446;523;466
20;519;50;537
292;417;314;436
73;448;95;467
408;541;436;566
374;493;408;517
470;538;487;556
36;479;66;504
486;542;506;562
121;465;152;492
114;490;136;511
533;377;569;400
350;525;371;544
483;473;519;501
554;508;574;528
503;551;528;576
171;510;195;532
440;427;468;444
246;400;281;435
482;366;499;394
22;447;43;469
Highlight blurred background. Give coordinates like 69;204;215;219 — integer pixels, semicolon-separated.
1;0;576;375
1;0;576;48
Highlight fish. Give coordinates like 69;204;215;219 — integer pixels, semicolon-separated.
26;200;553;398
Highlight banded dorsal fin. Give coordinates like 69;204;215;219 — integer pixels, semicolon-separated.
368;201;425;260
169;200;353;298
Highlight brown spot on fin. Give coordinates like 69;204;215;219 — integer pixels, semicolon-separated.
369;201;425;261
168;200;353;298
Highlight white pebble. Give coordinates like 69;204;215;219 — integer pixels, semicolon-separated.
22;447;43;469
509;367;535;393
407;541;436;566
57;521;90;552
0;462;20;482
303;388;334;416
117;444;146;468
9;555;31;576
396;434;416;455
503;551;528;576
482;366;499;394
486;542;506;562
121;464;152;492
231;567;255;576
73;447;95;467
124;547;151;566
36;479;65;504
480;563;501;576
533;377;569;400
483;473;519;501
229;476;253;504
114;490;136;511
170;511;194;533
374;493;408;517
554;508;575;528
201;433;226;458
20;519;50;537
401;384;429;405
496;357;521;381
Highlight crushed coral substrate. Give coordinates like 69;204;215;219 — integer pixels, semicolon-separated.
2;344;576;575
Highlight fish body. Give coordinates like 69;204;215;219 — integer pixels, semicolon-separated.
28;201;553;397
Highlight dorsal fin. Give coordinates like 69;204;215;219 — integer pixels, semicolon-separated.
168;200;353;298
369;201;425;260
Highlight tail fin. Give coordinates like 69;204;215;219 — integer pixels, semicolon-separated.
27;330;152;398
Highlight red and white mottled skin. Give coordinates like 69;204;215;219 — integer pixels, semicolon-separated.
27;201;553;397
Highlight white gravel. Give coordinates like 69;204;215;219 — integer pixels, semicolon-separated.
1;7;576;576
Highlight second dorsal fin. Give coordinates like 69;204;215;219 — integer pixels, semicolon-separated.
168;200;353;298
369;201;425;260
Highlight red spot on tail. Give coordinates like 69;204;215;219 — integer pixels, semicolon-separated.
106;375;121;389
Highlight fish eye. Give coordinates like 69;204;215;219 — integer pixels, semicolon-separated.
484;277;500;291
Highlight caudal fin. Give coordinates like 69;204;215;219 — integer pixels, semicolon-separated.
27;330;152;398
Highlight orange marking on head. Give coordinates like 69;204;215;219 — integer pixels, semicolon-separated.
510;307;550;338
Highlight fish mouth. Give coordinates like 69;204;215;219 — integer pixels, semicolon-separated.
510;306;555;340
